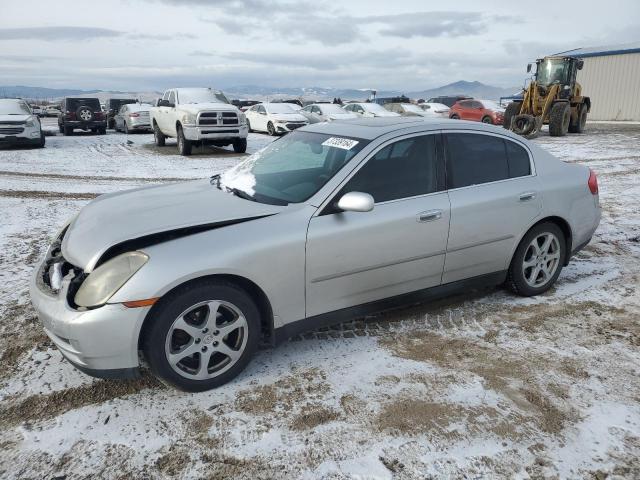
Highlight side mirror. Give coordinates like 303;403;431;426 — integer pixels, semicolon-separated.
526;63;532;73
576;59;584;70
158;99;174;108
337;192;374;213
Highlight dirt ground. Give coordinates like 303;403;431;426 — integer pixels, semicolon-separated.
0;120;638;479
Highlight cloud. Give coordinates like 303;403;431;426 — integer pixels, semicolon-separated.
127;32;197;40
364;12;514;38
0;27;121;41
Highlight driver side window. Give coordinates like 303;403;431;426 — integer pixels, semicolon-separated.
339;134;441;204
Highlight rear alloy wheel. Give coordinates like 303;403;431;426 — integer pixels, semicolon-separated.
143;281;260;391
549;102;571;137
481;116;493;124
153;123;166;146
507;222;566;296
267;121;276;136
177;125;192;156
77;106;94;123
450;114;460;120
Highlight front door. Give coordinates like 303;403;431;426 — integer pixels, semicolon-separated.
305;133;450;317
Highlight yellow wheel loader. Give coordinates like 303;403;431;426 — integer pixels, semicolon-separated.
504;56;591;138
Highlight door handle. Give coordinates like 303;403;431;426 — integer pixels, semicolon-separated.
519;192;537;202
417;210;442;222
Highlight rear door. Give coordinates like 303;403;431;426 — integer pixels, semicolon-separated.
305;132;450;317
442;132;541;283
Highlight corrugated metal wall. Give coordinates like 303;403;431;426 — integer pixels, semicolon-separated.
577;52;640;121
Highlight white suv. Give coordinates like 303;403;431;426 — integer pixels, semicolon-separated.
0;99;45;148
150;88;248;156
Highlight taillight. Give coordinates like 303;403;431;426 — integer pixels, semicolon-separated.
588;169;598;195
129;113;140;118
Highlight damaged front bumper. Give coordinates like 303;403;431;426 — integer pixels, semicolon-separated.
29;248;148;379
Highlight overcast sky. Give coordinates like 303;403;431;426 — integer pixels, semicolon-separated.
1;0;638;92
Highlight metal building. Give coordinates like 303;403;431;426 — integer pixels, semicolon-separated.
557;42;640;121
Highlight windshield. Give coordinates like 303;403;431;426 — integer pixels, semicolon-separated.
536;59;570;85
219;131;369;205
178;88;230;104
0;100;31;115
320;104;347;114
480;100;503;111
265;103;296;114
361;103;388;113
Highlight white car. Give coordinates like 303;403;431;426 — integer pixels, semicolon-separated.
299;103;358;123
44;106;62;117
245;103;308;135
384;102;436;117
0;99;45;148
343;102;400;118
419;102;451;117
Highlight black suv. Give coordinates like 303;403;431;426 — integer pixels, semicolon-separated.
105;98;137;129
58;97;106;135
426;95;473;108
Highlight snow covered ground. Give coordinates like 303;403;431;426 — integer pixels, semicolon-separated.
0;120;639;479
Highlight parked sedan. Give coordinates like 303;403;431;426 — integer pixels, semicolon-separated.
31;118;600;391
384;102;436;117
343;102;400;118
245;103;308;135
418;102;450;117
299;103;358;123
450;99;505;125
114;103;153;133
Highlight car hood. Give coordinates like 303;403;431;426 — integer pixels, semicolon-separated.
62;179;284;271
0;114;30;123
178;103;239;113
271;113;308;122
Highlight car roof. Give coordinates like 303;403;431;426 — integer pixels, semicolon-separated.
301;117;525;141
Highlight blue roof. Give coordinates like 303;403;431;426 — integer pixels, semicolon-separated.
555;42;640;58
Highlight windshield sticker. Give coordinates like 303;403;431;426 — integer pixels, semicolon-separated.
322;137;359;150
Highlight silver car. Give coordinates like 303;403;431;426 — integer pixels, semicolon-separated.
114;103;153;133
30;118;601;391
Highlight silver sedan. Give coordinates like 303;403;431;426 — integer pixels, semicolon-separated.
114;103;153;133
30;118;601;391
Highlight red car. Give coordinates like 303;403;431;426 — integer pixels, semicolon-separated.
449;99;505;125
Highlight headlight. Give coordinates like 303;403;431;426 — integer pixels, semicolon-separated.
25;116;36;127
238;112;246;124
75;251;148;308
181;112;197;125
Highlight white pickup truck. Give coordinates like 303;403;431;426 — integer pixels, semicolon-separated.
150;87;248;156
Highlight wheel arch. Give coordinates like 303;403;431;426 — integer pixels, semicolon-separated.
137;273;275;354
515;215;573;267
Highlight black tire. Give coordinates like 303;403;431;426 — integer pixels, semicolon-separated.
143;280;261;392
177;125;192;156
76;106;94;123
549;102;570;137
58;124;63;133
506;222;566;296
503;102;521;129
481;116;493;124
124;122;129;135
232;138;247;153
98;127;106;135
153;123;166;146
246;119;252;133
38;131;45;148
108;118;115;129
569;104;588;133
267;121;276;136
450;114;460;120
63;125;73;136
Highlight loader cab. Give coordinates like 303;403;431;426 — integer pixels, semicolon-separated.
534;56;583;87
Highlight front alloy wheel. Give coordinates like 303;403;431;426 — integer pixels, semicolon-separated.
165;301;248;380
143;280;260;391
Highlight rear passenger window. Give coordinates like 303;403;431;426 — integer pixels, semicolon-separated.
505;140;531;177
446;133;508;188
341;135;439;203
